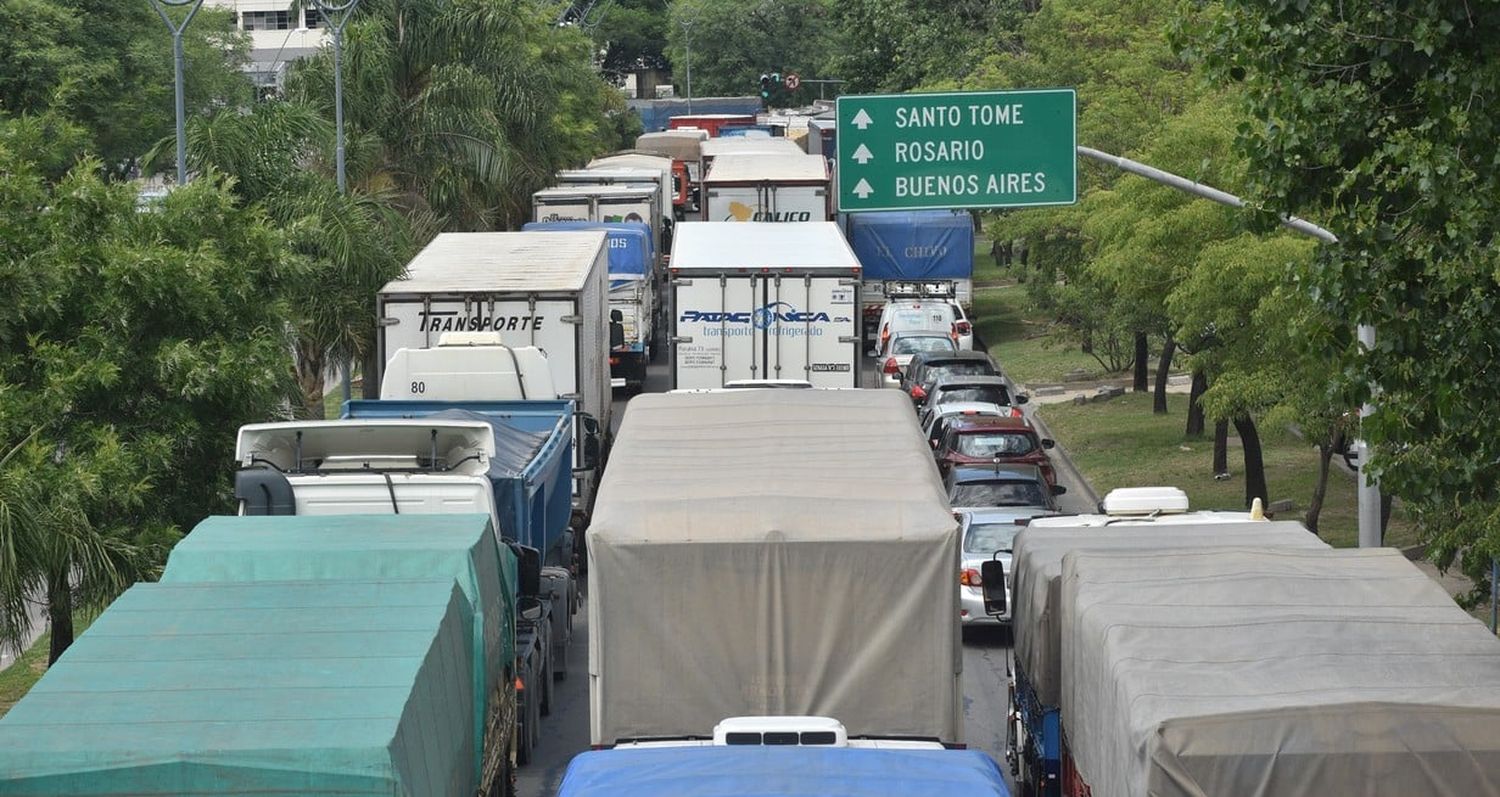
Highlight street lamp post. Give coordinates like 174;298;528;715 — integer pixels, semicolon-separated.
149;0;205;185
677;6;703;115
310;0;361;401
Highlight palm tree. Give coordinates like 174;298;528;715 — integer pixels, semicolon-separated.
0;433;141;664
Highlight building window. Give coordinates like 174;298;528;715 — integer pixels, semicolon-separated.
304;8;324;28
241;10;292;31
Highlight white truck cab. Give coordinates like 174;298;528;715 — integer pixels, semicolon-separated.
380;333;557;400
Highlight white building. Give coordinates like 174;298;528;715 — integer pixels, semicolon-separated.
207;1;330;94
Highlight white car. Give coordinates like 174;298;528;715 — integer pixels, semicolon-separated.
875;298;973;353
877;330;958;388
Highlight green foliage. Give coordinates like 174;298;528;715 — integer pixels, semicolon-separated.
1196;0;1500;575
826;0;1030;93
0;131;296;659
666;0;838;102
592;0;671;80
0;1;251;177
286;0;620;230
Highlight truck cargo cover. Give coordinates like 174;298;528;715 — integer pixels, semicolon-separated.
0;580;476;796
381;230;606;295
522;221;654;277
1011;521;1328;707
587;390;961;744
670;221;860;272
558;747;1010;797
1061;548;1500;797
705;153;828;183
160;513;514;779
847;210;974;280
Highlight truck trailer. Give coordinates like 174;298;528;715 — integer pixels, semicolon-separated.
702;152;829;222
1004;488;1330;796
375;231;612;513
1059;547;1500;796
845;210;976;338
0;516;516;796
668;222;861;389
532;184;665;264
586;389;962;746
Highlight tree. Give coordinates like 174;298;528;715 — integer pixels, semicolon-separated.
591;0;671;84
0;129;297;660
826;0;1032;93
1196;1;1500;579
0;1;251;177
665;0;838;101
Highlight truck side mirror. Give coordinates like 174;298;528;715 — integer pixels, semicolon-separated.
1015;394;1030;405
980;559;1006;616
511;543;542;598
575;413;603;472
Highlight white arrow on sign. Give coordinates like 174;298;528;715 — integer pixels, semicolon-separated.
852;143;874;164
851;108;873;130
853;178;875;199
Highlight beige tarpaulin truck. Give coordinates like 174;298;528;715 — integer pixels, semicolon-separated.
586;389;962;746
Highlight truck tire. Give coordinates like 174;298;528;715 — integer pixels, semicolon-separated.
516;708;533;766
539;652;554;716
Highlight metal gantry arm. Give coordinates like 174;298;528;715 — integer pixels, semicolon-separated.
1074;145;1382;548
149;0;205;186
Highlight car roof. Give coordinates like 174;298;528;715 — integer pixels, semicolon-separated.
950;463;1046;482
916;350;992;364
931;402;1005;419
931;374;1010;388
961;507;1058;526
947;415;1035;433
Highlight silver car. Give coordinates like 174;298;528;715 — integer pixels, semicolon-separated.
877;330;957;388
958;507;1055;626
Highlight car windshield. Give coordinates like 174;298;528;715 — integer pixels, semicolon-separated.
937;386;1011;406
951;479;1047;508
956;432;1035;457
892;336;956;356
963;522;1023;554
925;362;995;385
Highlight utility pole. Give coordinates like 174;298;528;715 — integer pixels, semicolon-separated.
678;5;704;115
149;0;205;185
310;0;361;400
1075;146;1383;548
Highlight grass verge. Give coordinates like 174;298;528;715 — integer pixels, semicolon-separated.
973;283;1106;386
0;612;96;719
1037;392;1418;549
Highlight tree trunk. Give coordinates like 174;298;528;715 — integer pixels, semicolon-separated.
1305;429;1343;536
1080;327;1093;355
1212;419;1229;474
1133;332;1149;391
293;339;326;420
1381;492;1393;546
362;346;381;400
46;569;73;665
1186;370;1208;438
1152;335;1175;414
1234;414;1269;509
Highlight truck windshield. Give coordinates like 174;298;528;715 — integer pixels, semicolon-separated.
956;432;1035;457
950;480;1047;508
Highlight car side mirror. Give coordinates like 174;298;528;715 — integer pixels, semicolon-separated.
575;412;603;472
1041;438;1055;449
1051;484;1068;496
980;559;1007;616
1015;394;1030;405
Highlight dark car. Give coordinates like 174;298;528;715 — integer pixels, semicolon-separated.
935;415;1057;485
900;350;1000;408
944;463;1065;511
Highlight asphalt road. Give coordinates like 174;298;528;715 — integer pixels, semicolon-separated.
517;347;1079;795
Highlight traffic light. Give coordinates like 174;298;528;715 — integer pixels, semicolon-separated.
759;73;772;100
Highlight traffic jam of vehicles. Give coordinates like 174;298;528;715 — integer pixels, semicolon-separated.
2;100;1498;797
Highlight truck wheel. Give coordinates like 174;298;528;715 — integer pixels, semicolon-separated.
539;653;554;716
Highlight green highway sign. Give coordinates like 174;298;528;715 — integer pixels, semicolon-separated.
835;89;1077;212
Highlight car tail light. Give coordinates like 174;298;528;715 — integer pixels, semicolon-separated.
883;357;901;375
956;320;972;335
911;384;927;400
1010;406;1024;418
960;567;982;587
950;324;960;343
609;356;620;366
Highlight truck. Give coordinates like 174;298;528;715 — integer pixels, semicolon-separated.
583;153;679;244
375;230;612;516
668;112;756;137
0;515;522;796
845;210;976;340
999;488;1330;797
523;221;658;391
668;222;861;389
635;130;708;217
697;136;806;193
558;718;1011;797
586;389;962;746
1052;546;1500;796
702;152;830;223
532;184;665;266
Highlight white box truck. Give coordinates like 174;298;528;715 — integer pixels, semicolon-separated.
697;137;805;194
532;184;664;265
375;231;612;512
587;389;963;747
702;152;829;222
669;222;861;389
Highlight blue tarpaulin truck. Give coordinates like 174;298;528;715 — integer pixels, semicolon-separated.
844;210;974;344
523;221;658;392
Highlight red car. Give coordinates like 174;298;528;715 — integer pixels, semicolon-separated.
933;415;1057;485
